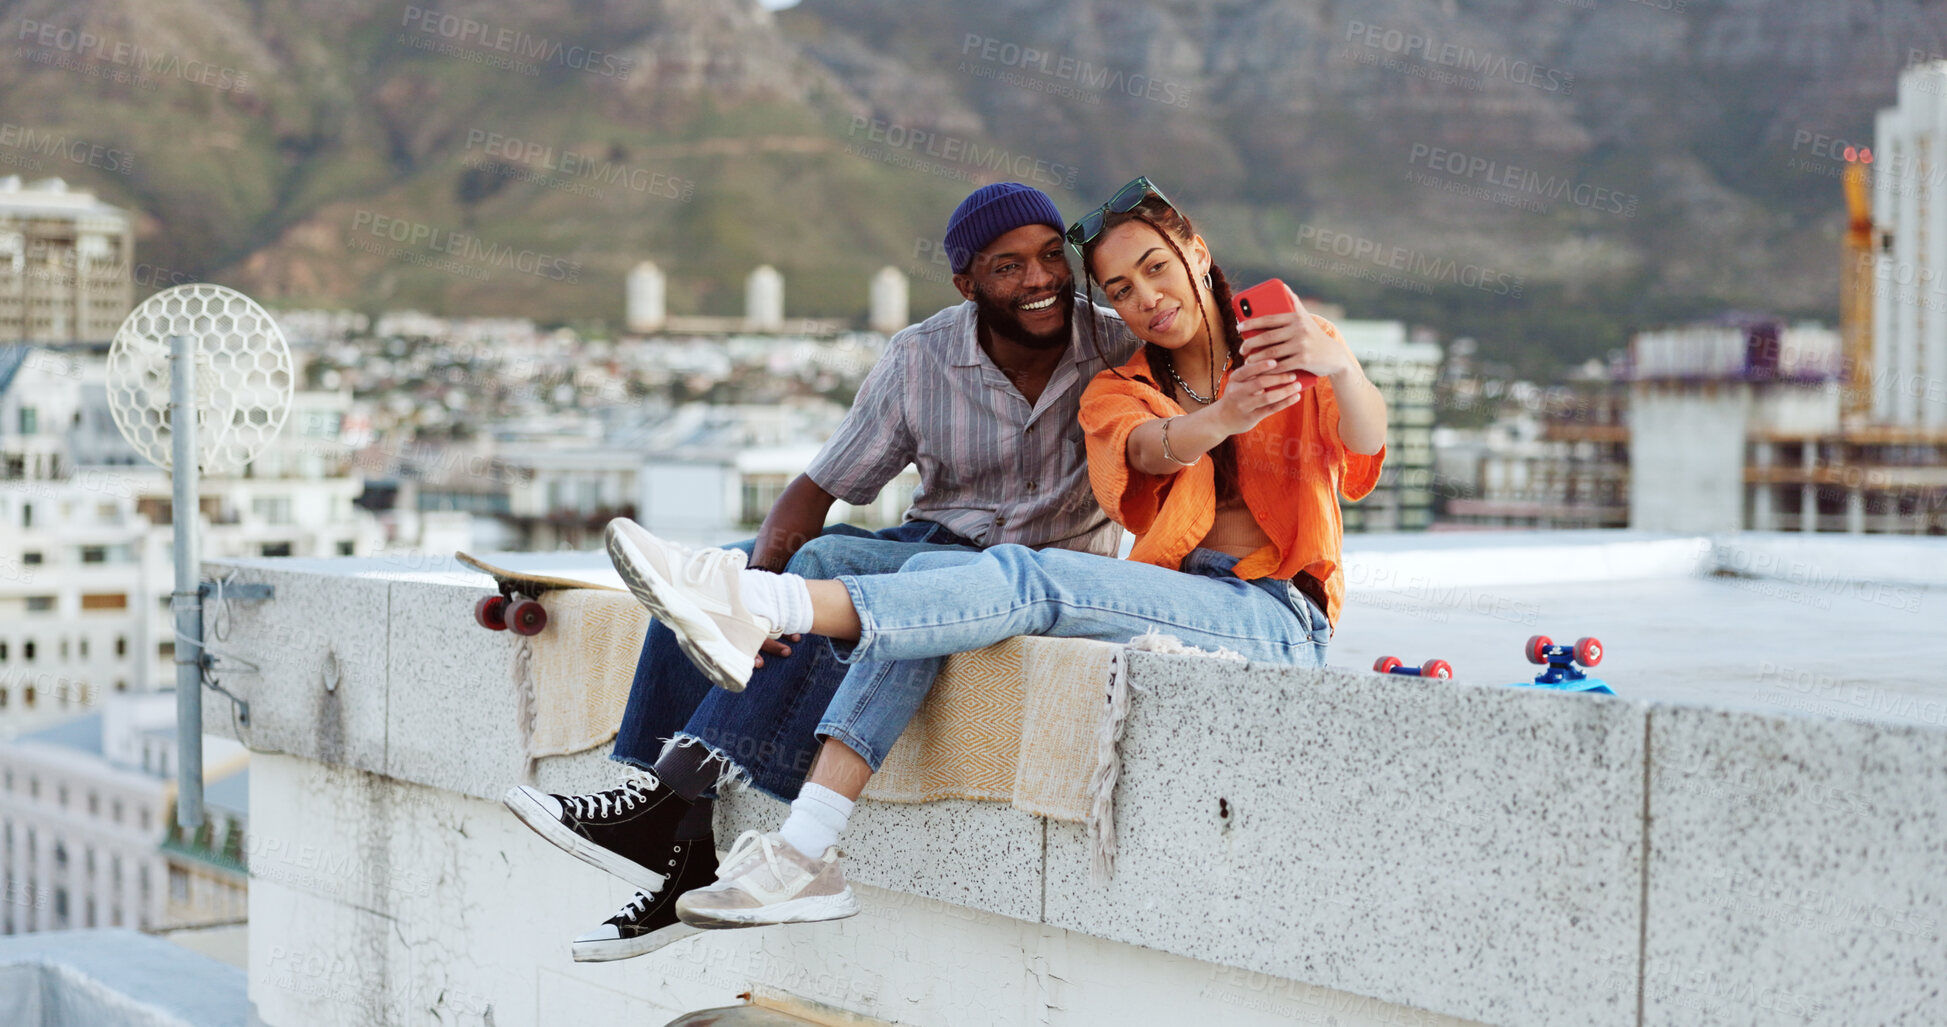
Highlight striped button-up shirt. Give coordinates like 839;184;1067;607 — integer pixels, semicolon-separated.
806;296;1140;555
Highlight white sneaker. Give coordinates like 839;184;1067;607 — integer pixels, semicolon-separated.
604;518;778;692
674;830;859;929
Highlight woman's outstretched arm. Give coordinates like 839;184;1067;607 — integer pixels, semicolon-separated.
1327;362;1388;455
1235;306;1388;455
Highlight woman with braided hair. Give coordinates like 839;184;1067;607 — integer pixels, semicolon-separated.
1069;175;1389;623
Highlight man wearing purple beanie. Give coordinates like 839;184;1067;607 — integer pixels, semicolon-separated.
500;182;1138;960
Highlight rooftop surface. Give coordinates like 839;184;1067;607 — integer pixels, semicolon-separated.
1330;531;1946;723
0;929;252;1027
1335;574;1944;722
17;712;104;757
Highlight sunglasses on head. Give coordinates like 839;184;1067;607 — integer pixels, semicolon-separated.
1065;175;1174;249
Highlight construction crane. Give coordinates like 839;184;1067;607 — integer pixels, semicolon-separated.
1841;148;1875;426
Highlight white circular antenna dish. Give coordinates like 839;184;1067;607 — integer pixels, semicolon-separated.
107;284;294;473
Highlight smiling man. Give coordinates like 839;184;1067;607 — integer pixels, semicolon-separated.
500;182;1139;961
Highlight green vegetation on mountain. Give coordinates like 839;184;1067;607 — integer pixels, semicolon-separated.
4;0;1927;374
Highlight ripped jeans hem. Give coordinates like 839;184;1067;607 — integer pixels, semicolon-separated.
643;734;755;799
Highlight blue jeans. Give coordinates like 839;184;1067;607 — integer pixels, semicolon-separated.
610;520;979;801
816;544;1329;769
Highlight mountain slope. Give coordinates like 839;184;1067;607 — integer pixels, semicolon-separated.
4;0;1940;373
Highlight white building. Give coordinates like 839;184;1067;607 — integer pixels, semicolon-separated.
493;401;915;549
0;480;148;728
0;694;247;936
637;445;916;547
868;266;909;334
1338;321;1440;531
1628;320;1847;533
745;265;784;331
0;345;378;715
1873;60;1947;428
1433;377;1631;531
625;261;666;333
270;308;369;347
0;176;134;345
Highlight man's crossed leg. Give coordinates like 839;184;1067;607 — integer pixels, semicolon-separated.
501;520;977;961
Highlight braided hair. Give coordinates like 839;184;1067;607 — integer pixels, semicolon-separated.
1077;196;1246;502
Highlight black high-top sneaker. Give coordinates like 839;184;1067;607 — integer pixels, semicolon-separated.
571;834;719;962
502;777;691;892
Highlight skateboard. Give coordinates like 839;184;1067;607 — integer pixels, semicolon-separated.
1373;655;1455;679
455;552;624;636
1513;633;1613;695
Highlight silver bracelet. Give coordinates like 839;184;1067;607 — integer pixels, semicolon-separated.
1160;416;1197;466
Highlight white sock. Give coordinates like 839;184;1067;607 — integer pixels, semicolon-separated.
738;568;814;635
778;782;853;859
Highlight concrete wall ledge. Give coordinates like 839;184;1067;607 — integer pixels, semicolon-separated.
205;551;1946;1027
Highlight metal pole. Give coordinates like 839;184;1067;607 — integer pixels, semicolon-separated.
170;333;204;830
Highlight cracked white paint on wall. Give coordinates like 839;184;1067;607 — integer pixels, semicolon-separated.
248;753;1483;1027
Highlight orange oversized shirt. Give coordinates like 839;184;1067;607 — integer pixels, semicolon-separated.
1078;315;1384;628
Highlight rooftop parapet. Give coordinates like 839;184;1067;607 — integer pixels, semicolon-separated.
202;532;1947;1026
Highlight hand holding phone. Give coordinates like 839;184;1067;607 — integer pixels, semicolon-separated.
1230;279;1318;387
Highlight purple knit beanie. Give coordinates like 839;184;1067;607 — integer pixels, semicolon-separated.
943;182;1065;274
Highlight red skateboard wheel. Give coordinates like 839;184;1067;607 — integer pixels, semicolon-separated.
1374;656;1403;674
474;594;508;631
1420;659;1454;679
1574;636;1604;667
1525;635;1552;664
506;597;548;636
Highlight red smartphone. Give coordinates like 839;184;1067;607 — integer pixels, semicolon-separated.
1230;279;1317;386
